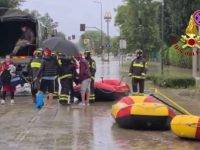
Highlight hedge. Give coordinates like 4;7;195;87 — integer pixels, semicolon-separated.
147;74;195;88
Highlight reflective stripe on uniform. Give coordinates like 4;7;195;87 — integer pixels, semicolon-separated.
31;62;41;68
59;94;69;101
132;63;144;68
59;74;72;80
89;94;95;101
132;75;145;79
92;62;96;69
58;59;62;65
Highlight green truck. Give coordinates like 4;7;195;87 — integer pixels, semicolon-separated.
0;7;49;70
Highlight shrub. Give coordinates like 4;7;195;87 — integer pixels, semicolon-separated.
165;41;192;68
147;74;195;88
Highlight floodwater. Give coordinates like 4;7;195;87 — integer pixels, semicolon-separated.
0;57;200;150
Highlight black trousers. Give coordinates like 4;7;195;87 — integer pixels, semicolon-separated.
59;78;73;101
132;78;145;93
2;91;14;100
89;78;95;102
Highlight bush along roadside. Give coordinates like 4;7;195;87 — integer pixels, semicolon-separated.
146;74;195;88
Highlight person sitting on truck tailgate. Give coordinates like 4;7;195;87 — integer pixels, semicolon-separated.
27;48;43;103
0;55;16;105
12;26;35;55
37;48;59;108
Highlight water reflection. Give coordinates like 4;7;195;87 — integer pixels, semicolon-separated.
95;57;120;80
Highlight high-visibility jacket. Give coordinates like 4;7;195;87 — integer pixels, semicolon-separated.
27;58;42;78
129;57;147;79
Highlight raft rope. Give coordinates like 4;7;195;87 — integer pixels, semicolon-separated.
153;88;192;115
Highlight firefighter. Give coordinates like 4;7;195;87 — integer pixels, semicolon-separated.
52;52;59;96
58;53;75;105
129;49;147;94
27;48;43;103
84;50;96;103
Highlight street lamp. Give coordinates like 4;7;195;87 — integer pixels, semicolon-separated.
104;11;112;61
93;0;103;54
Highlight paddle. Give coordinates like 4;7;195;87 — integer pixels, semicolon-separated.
150;94;187;115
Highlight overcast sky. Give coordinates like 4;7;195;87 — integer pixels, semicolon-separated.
20;0;123;40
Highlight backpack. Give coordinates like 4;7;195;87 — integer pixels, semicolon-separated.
0;70;11;85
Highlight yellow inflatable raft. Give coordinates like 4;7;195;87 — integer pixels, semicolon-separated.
112;95;176;130
171;115;200;140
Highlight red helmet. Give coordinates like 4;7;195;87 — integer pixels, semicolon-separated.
43;48;52;56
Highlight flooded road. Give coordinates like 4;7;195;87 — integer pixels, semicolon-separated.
0;58;200;150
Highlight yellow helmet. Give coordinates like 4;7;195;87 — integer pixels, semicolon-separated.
135;49;143;56
33;48;42;56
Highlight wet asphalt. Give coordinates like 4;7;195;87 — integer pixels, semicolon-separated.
0;57;200;150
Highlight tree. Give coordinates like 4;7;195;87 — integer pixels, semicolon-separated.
0;0;24;8
115;0;162;57
40;13;58;37
110;36;120;56
79;30;107;54
164;0;200;46
24;9;59;37
56;32;66;39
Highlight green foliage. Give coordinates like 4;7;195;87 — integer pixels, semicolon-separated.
110;36;120;56
79;31;107;54
0;0;24;8
164;0;200;46
165;41;192;68
40;13;58;36
115;0;162;54
24;9;59;37
147;74;195;88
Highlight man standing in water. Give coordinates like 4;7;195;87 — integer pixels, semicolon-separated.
129;49;147;94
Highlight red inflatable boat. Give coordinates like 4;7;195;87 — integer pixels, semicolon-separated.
74;79;130;102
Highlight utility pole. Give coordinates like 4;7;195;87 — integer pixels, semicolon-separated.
161;0;164;74
104;11;112;62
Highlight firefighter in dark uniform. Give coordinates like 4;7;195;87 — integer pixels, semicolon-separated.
84;50;96;102
129;49;147;94
27;48;43;102
58;53;76;105
51;51;59;96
